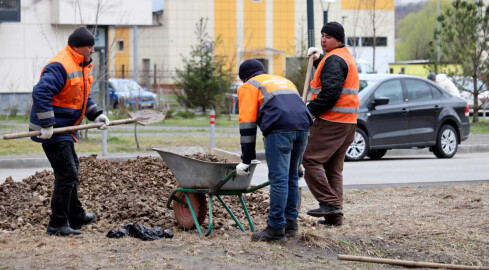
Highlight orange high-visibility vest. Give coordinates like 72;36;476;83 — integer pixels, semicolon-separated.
310;47;360;123
47;45;94;127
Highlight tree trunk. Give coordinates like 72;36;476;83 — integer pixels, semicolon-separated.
473;76;479;122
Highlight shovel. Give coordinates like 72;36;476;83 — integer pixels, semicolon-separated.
298;55;315;211
2;109;166;140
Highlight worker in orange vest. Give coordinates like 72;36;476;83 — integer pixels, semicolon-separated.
30;26;109;236
236;59;312;242
302;22;359;227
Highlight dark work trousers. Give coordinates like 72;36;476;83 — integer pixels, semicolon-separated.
302;118;356;210
42;141;85;228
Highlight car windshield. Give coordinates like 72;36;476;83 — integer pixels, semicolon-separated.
358;79;382;99
111;80;144;92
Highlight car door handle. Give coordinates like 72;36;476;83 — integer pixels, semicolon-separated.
401;108;409;114
434;105;441;110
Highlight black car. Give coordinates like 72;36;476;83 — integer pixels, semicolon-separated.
345;74;471;161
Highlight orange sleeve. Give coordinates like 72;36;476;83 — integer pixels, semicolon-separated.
238;83;260;123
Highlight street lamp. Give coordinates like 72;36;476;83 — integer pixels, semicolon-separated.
320;0;336;26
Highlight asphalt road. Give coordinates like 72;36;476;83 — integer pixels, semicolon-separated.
250;152;489;187
3;152;488;188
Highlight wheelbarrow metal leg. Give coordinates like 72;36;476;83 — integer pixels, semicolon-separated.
183;192;203;236
216;195;245;232
238;195;254;232
205;195;214;236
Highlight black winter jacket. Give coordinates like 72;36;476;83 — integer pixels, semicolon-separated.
307;45;349;117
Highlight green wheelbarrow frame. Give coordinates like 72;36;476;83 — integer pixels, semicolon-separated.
166;170;270;236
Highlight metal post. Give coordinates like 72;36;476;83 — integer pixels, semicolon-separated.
210;109;216;148
101;129;108;156
133;26;139;82
307;0;315;48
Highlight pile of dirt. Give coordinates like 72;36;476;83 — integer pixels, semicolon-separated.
184;153;230;163
0;155;269;232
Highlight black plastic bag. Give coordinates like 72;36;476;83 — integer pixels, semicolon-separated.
106;222;174;241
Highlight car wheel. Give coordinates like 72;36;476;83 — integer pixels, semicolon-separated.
345;129;369;161
433;125;458;158
367;149;387;160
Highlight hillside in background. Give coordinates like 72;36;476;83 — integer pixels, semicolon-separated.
395;2;425;37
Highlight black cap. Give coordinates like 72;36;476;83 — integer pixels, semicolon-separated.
238;59;266;81
427;72;436;81
321;22;345;43
68;26;95;48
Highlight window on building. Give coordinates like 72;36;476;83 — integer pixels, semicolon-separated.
0;0;20;22
285;57;306;79
117;40;125;51
347;37;359;46
362;37;387;47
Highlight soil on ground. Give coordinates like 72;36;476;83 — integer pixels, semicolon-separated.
0;156;488;269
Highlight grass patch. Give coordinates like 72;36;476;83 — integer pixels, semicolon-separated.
0;133;264;156
471;118;489;133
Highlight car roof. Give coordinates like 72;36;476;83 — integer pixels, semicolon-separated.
359;74;421;81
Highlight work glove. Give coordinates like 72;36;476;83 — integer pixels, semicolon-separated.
94;114;110;130
37;126;54;140
298;164;305;178
307;47;321;61
236;163;250;176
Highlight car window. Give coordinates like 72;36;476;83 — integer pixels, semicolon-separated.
405;79;433;101
110;80;144;92
429;84;443;98
373;80;404;104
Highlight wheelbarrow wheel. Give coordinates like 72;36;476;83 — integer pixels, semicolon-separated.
173;192;207;230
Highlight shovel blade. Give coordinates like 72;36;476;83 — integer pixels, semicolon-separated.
128;109;166;125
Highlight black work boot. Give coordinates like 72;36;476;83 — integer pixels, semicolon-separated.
318;214;343;227
70;212;97;230
251;226;286;242
47;225;82;236
306;204;342;217
285;219;298;237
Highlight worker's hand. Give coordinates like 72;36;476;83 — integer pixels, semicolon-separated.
236;163;250;176
307;47;320;61
298;164;305;178
94;114;110;130
37;126;54;140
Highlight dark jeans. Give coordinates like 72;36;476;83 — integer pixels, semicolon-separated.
42;141;85;228
302;119;356;209
264;130;309;229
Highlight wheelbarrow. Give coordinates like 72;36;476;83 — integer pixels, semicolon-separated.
153;146;269;236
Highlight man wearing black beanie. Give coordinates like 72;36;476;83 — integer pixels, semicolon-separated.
29;26;109;236
236;59;312;242
302;22;360;228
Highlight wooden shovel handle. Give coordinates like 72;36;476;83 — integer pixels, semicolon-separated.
338;255;487;270
302;55;315;104
2;118;140;140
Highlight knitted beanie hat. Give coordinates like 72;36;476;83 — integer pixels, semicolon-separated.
238;59;266;81
68;26;95;47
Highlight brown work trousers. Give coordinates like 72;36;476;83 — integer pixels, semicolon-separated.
302;118;356;209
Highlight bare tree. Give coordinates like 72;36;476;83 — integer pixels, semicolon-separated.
359;0;391;72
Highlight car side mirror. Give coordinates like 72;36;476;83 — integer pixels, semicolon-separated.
373;97;389;106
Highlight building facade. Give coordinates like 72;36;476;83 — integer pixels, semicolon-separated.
131;0;395;87
0;0;152;113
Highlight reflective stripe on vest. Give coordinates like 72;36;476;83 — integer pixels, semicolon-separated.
43;45;94;140
309;47;360;123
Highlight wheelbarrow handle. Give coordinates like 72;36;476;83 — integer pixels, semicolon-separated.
210;169;237;194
